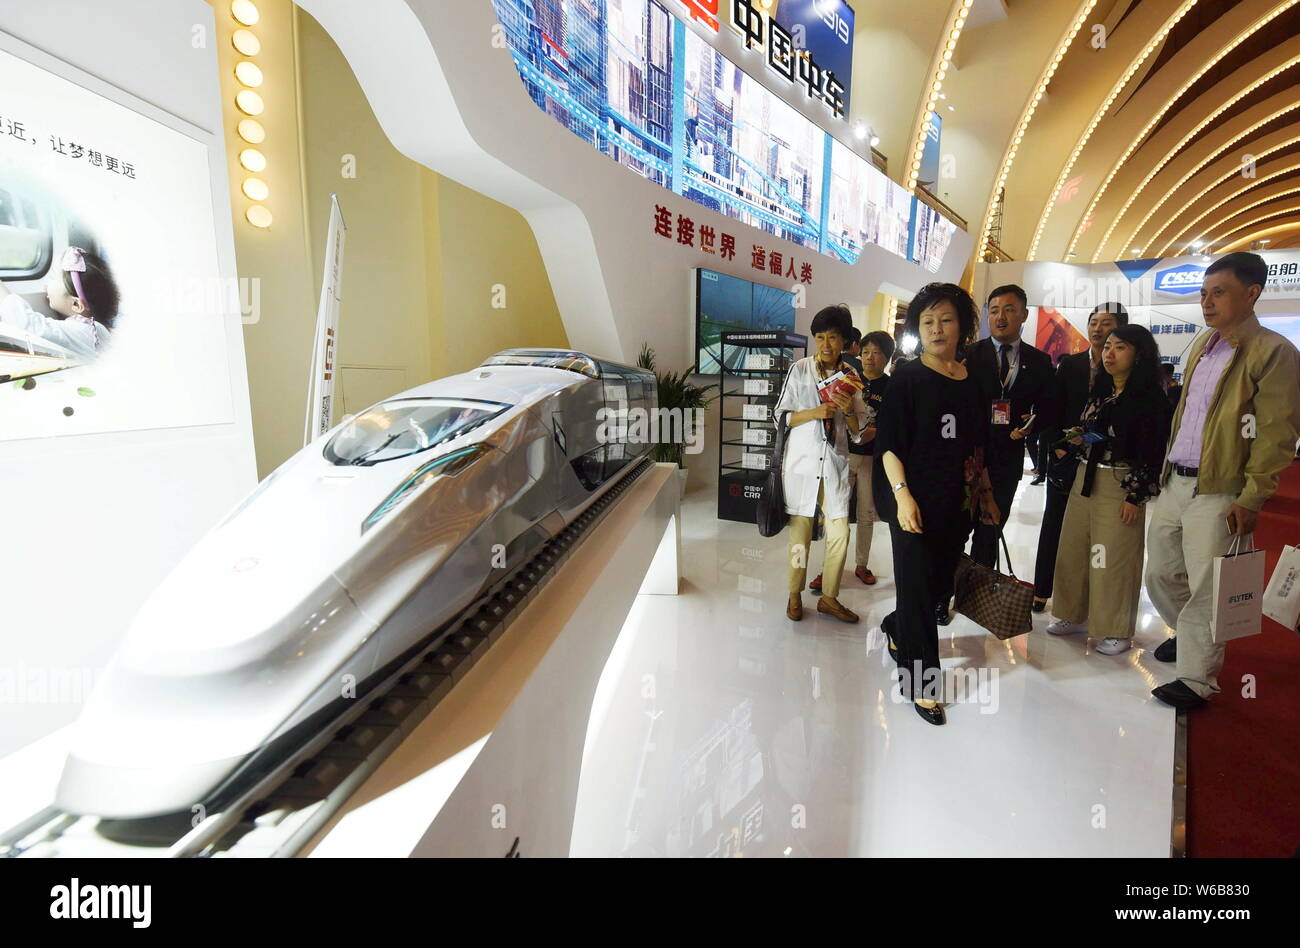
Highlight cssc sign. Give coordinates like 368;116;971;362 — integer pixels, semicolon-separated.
1154;264;1208;296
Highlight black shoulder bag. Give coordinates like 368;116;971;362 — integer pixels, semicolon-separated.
756;409;790;538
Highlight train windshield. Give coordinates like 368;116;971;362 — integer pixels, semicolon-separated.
324;398;510;466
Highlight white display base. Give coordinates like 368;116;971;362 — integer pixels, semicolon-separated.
303;462;680;858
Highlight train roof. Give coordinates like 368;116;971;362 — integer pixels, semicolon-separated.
480;348;655;382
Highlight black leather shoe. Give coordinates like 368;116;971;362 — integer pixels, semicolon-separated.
914;702;947;726
1153;637;1176;663
1030;475;1046;486
935;601;953;626
1032;597;1047;614
1152;680;1207;710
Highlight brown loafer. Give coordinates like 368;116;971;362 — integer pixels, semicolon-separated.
787;594;803;621
817;597;859;623
855;566;876;586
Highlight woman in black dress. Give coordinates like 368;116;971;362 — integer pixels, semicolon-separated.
873;283;1000;726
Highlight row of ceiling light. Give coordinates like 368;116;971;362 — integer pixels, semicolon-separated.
229;0;271;228
907;0;975;194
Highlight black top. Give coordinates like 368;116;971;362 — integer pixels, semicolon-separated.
1041;349;1095;444
872;358;987;528
1165;383;1183;410
1065;385;1172;505
850;372;890;456
967;336;1055;467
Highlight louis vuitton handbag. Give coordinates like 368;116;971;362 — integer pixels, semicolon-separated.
953;531;1034;639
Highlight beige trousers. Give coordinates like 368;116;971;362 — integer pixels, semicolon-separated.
1144;472;1236;698
788;484;849;598
848;453;879;569
1052;462;1147;640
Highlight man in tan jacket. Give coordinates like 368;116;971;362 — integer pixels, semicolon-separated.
1145;252;1300;709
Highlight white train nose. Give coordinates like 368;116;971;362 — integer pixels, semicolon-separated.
56;575;378;818
56;753;246;820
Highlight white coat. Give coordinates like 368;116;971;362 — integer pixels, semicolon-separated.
774;356;870;520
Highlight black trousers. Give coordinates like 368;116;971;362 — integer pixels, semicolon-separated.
970;458;1022;567
1032;469;1074;598
1026;430;1040;470
1037;437;1052;477
884;518;968;701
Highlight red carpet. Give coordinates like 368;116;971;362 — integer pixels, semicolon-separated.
1187;458;1300;857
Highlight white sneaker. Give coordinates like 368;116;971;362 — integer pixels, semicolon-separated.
1046;619;1087;636
1094;637;1132;655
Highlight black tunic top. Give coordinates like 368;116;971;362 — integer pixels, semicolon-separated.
872;358;988;530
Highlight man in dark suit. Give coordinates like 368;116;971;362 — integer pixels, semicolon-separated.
961;285;1055;588
1031;302;1129;611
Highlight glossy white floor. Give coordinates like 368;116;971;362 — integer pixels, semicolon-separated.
570;471;1178;858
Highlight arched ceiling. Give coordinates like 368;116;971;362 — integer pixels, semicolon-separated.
844;0;1300;268
1006;0;1300;261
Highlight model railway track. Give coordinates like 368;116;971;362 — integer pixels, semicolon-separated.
0;458;653;859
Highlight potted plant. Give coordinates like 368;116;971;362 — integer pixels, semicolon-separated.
637;343;717;494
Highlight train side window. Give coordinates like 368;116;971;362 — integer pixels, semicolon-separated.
0;187;53;280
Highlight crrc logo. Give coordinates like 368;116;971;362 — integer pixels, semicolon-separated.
1154;264;1207;295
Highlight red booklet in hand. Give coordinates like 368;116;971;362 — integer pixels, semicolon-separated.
816;369;864;404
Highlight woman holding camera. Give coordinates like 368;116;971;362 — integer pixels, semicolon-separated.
874;284;1000;726
1046;324;1172;654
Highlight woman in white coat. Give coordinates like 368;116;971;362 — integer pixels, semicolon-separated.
775;305;870;623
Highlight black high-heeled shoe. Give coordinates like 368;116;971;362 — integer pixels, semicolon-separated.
881;614;900;663
914;702;947;726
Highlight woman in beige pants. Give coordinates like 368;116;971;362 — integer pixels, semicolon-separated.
1047;325;1171;654
775;305;869;623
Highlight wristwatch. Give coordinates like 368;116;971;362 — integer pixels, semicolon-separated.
892;481;907;493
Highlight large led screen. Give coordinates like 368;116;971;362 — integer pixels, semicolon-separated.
0;48;233;442
771;0;855;113
491;0;957;272
696;268;795;374
680;29;824;249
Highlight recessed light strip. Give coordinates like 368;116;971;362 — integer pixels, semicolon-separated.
1087;6;1300;260
1208;204;1300;246
1219;219;1300;251
1190;185;1300;247
1097;102;1300;261
907;0;976;194
1155;160;1300;255
230;1;270;228
1144;133;1300;255
975;0;1098;262
1027;0;1200;261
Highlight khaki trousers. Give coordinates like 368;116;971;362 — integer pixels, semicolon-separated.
1144;473;1235;698
1052;462;1147;640
848;452;879;569
788;484;849;598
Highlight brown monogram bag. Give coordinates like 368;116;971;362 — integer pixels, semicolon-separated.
953;531;1034;640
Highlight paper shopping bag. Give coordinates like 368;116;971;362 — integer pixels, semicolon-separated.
1262;544;1300;632
1210;538;1266;645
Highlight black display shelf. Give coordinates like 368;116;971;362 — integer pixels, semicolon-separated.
717;331;807;524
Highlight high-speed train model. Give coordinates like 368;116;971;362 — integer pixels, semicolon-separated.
56;349;658;819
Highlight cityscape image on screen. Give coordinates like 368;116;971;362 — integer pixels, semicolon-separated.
696;268;796;374
490;0;956;272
